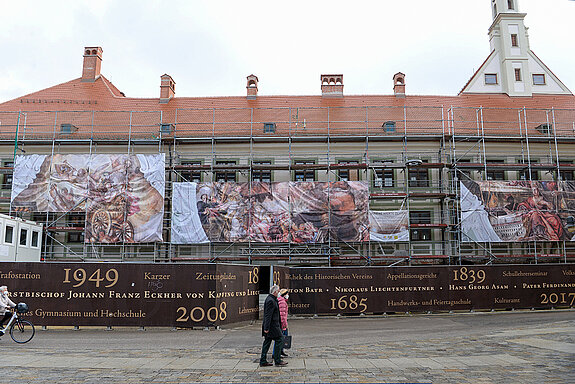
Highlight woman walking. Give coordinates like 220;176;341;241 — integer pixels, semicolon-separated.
278;288;290;357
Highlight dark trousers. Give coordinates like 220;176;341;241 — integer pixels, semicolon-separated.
0;312;11;327
281;329;288;353
260;336;283;364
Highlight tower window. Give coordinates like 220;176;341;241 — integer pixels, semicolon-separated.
514;68;522;82
485;74;498;85
532;74;546;85
510;34;518;47
507;0;514;10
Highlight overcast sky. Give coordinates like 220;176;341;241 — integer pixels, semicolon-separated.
1;0;574;103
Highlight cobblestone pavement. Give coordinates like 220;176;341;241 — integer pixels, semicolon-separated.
3;309;575;383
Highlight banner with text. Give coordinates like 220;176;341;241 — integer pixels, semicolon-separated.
0;262;260;327
369;210;409;242
274;264;575;315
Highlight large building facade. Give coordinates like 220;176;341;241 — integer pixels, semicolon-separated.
0;0;574;266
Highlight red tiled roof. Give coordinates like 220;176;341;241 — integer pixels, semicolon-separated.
3;79;574;112
0;71;574;140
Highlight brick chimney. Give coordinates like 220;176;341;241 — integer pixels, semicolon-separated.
321;74;343;98
160;74;176;103
81;47;103;82
246;74;258;100
393;72;406;98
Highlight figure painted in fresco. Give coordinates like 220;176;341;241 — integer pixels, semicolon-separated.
86;155;164;243
518;186;567;241
12;154;164;243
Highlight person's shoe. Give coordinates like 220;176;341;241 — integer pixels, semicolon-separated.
281;352;288;357
259;361;273;367
275;361;288;366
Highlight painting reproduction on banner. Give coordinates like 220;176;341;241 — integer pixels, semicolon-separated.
11;154;165;243
171;181;370;244
461;180;575;242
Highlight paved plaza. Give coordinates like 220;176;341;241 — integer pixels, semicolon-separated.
3;309;575;383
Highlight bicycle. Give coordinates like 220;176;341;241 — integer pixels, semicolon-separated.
0;303;35;344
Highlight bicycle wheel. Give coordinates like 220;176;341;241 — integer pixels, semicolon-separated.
10;319;35;344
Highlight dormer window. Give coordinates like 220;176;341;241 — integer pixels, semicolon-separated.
263;123;276;134
160;124;173;134
485;74;498;85
382;121;396;133
60;123;78;134
532;74;546;85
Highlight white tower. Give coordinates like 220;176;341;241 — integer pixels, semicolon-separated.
461;0;571;96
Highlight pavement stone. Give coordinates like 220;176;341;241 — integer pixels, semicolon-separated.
3;309;575;383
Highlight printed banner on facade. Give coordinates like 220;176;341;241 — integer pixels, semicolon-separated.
171;181;369;244
1;262;260;327
274;264;575;315
11;154;165;243
461;180;575;242
369;210;409;242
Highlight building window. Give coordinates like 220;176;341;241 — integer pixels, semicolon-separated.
484;74;498;85
67;213;85;243
532;74;546;85
487;160;506;181
252;161;272;183
408;161;429;188
410;211;432;241
294;160;316;182
373;161;394;188
560;169;574;181
215;160;237;182
519;160;539;181
514;68;522;82
4;225;14;244
263;123;276;134
19;228;28;246
455;159;472;180
536;123;552;135
60;123;78;134
374;169;394;188
382;121;396;133
2;160;13;190
507;0;514;10
179;160;202;183
511;34;518;47
31;230;40;248
160;124;173;134
338;161;359;181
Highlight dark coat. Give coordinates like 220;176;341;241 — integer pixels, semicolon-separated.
261;293;282;339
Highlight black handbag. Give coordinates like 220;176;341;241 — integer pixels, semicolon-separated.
283;334;292;349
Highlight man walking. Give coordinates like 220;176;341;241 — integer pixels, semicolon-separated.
259;284;288;367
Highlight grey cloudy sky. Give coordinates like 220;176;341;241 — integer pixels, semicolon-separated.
1;0;574;103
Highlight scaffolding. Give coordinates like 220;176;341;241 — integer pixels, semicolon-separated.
0;104;574;265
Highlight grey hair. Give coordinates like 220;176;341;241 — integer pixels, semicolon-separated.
270;284;280;295
0;286;7;291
